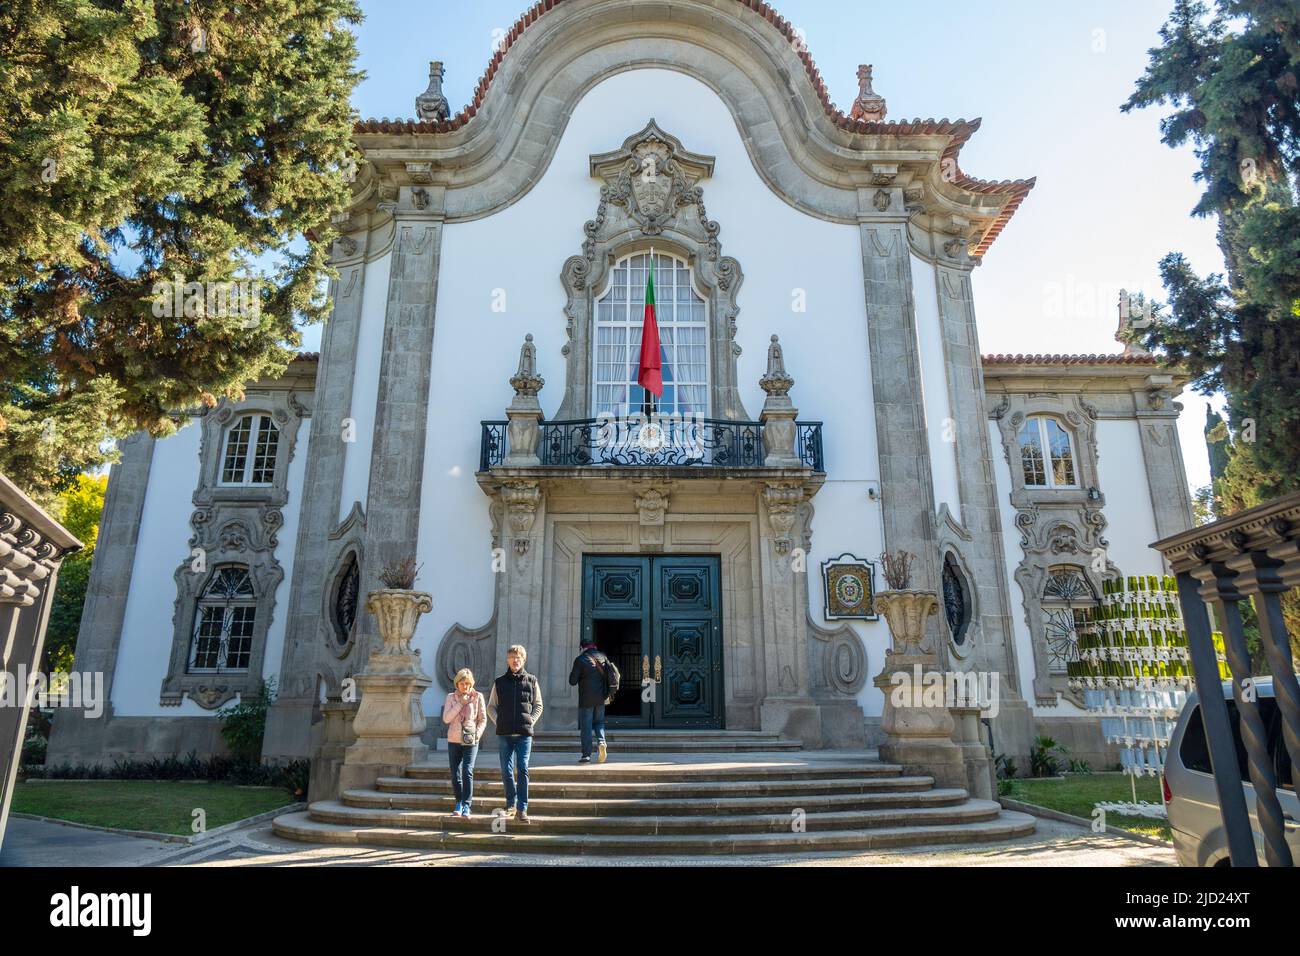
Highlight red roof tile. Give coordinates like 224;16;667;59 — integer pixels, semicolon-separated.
982;353;1163;367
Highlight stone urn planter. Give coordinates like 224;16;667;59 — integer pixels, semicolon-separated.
339;580;434;794
874;589;938;658
365;589;432;660
871;579;965;789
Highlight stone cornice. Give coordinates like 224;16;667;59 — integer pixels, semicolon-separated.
982;359;1191;395
344;0;1031;260
0;474;82;606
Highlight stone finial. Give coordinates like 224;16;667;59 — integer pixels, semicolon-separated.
415;61;450;122
759;335;799;469
509;333;545;398
1115;289;1152;357
851;64;888;122
758;334;794;399
504;335;544;468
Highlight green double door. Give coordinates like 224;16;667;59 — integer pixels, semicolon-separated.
581;555;723;729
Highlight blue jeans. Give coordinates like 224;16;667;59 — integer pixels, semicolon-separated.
579;704;606;757
498;735;533;811
448;742;478;807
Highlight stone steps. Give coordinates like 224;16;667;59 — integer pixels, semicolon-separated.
373;773;935;799
272;809;1037;855
526;730;802;752
403;760;898;783
272;751;1037;856
341;785;969;816
305;797;1006;834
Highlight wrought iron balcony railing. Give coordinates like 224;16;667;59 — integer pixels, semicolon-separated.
1153;491;1300;867
479;417;824;473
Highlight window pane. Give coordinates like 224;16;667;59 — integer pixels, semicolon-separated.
594;252;709;417
221;417;252;483
1045;419;1076;486
251;416;279;484
1018;422;1046;486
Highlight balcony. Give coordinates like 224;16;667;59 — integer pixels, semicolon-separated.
479;417;824;473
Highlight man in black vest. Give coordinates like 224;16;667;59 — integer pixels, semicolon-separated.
487;644;543;823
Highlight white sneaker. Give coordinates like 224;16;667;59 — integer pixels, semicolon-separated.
597;740;608;764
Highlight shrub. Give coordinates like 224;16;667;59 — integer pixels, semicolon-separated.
1030;735;1069;778
217;678;276;760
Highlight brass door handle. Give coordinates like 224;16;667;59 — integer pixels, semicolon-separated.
643;654;650;679
654;655;663;683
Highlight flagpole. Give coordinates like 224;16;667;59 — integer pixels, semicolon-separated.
645;247;656;419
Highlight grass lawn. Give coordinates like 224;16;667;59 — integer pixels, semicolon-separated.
12;780;294;836
1003;772;1172;842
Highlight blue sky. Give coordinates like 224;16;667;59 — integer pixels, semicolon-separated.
344;0;1223;490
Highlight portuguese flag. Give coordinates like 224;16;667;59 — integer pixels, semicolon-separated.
637;250;664;405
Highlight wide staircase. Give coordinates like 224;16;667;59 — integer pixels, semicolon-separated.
273;731;1035;856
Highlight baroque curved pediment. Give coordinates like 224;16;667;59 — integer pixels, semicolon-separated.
345;0;1031;261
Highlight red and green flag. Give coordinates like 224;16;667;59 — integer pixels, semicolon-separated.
637;251;664;401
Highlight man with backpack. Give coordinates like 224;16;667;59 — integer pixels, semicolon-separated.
568;640;619;764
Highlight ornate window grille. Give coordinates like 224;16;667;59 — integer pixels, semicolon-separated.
593;252;708;417
331;552;360;646
220;414;279;485
942;553;972;647
189;566;257;672
1017;415;1077;488
1042;567;1095;674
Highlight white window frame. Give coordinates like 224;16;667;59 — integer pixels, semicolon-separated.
1018;415;1078;489
218;413;279;487
592;251;710;418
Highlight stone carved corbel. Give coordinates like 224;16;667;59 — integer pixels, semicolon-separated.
762;481;805;556
502;481;542;557
635;488;670;551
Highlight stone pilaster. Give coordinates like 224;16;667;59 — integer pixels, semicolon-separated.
1132;379;1194;550
858;211;940;596
264;243;370;759
495;480;548;681
356;192;446;658
46;432;155;765
933;260;1031;757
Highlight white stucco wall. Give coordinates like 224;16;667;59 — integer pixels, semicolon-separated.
1094;418;1165;578
111;417;311;716
337;250;391;522
412;67;892;714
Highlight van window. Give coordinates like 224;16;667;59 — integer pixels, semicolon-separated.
1180;698;1289;789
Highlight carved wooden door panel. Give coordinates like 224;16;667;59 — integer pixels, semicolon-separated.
582;555;723;729
650;556;723;729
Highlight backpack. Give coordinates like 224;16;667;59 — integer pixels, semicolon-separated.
590;651;621;704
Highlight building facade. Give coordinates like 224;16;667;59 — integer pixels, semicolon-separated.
48;0;1194;770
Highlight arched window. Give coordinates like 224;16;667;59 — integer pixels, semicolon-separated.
1042;567;1096;674
189;566;257;672
1017;415;1077;488
220;414;279;485
593;252;708;417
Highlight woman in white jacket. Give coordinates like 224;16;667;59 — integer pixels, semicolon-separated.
442;669;488;818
